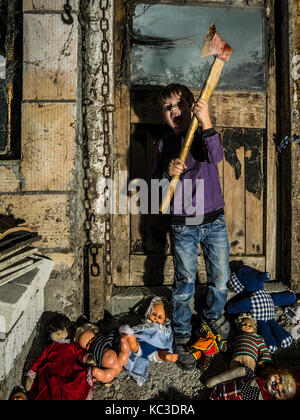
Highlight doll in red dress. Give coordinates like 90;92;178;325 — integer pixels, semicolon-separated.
25;314;94;401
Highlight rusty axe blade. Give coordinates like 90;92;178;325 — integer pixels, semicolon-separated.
160;23;232;214
201;22;232;62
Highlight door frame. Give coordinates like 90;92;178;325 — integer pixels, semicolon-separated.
111;0;277;286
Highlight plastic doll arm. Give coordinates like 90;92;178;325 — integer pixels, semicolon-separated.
24;374;35;392
157;349;178;363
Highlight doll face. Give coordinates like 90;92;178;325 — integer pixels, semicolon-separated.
149;303;166;325
78;330;96;351
162;93;192;135
239;318;255;334
50;327;69;342
265;373;296;400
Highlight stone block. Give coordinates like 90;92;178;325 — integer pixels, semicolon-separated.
0;257;54;381
23;13;78;100
21;103;77;191
0;194;71;249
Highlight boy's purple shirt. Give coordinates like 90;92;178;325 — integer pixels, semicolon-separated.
152;129;225;217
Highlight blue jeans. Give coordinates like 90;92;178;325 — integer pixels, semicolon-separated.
171;215;230;339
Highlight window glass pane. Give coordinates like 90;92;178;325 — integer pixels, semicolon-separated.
131;3;265;91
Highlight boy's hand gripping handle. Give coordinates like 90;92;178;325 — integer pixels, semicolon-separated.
159;58;225;213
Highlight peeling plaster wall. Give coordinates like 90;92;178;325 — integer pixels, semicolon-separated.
0;0;86;320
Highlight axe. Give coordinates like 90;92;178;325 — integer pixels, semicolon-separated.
160;23;232;213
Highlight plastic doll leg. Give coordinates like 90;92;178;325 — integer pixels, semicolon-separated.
117;335;130;367
206;366;247;388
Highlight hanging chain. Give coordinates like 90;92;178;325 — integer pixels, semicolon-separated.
62;0;74;25
100;0;115;285
79;0;115;286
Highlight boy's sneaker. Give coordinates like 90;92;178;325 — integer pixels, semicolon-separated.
205;315;231;339
175;337;197;371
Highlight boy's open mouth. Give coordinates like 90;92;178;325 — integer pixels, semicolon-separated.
172;115;183;127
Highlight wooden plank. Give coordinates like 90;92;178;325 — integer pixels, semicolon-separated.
112;0;131;286
130;126;147;253
131;89;266;129
265;0;277;278
0;247;38;269
0;227;34;241
129;254;266;286
0;258;34;278
224;144;245;255
0;259;42;287
0;236;42;259
245;131;264;255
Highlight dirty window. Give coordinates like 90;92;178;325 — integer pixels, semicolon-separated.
0;0;22;159
131;3;265;91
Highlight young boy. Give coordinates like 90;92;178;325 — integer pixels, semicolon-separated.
152;83;231;370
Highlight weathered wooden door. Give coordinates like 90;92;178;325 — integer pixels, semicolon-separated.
112;0;277;287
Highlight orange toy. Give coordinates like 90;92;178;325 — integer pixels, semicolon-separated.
189;323;225;371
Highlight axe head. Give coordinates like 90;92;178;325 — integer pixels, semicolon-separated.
201;22;232;62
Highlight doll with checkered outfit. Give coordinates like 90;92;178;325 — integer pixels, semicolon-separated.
226;265;296;353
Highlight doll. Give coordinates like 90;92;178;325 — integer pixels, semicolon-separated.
206;313;272;389
25;314;94;400
9;387;28;400
209;365;299;400
188;322;223;372
73;322;130;384
119;297;178;386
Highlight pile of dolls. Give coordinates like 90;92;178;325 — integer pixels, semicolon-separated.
10;267;300;401
10;297;178;400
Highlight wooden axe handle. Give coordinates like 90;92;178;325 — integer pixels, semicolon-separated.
159;58;225;213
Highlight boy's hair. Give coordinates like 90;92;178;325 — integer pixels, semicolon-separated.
158;83;195;109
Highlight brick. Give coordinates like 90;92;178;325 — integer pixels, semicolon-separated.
21;103;77;191
0;194;71;249
23;14;78;100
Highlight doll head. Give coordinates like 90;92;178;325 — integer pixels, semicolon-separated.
236;313;257;334
46;313;72;343
74;322;99;350
264;369;297;400
148;301;166;325
9;387;27;400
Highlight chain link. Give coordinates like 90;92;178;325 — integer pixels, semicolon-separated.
79;0;114;285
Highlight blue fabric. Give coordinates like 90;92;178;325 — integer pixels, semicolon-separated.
171;215;230;338
124;321;174;385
